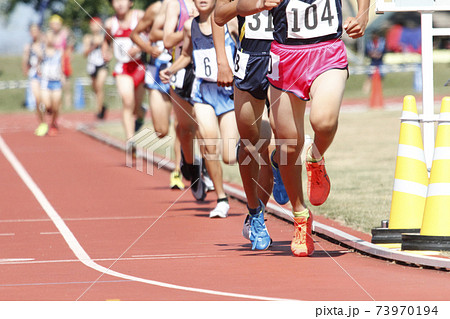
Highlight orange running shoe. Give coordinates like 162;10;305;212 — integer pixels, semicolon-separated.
306;157;330;206
291;212;314;257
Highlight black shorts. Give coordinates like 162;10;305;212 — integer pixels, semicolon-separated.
234;51;270;101
88;64;108;78
171;63;195;103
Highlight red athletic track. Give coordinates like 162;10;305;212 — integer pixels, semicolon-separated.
0;112;449;301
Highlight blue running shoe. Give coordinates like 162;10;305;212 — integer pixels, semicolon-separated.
249;202;272;250
270;150;289;205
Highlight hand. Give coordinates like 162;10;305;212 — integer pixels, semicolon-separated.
102;50;112;62
159;67;172;84
217;63;234;87
149;46;162;59
127;46;141;58
263;0;282;10
343;15;368;39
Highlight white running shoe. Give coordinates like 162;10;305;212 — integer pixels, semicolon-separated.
203;174;215;192
209;201;230;218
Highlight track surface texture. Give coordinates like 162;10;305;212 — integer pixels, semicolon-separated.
0;112;449;302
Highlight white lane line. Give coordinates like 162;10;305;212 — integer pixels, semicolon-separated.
0;136;289;301
40;232;60;235
0;233;15;236
0;255;224;265
0;279;130;288
0;258;35;263
131;253;208;258
0;216;160;223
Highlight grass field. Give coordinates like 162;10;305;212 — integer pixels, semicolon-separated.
1;53;449;234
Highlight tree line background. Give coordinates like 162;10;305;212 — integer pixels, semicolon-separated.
2;0;156;33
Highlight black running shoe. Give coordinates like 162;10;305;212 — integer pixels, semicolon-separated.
190;157;206;201
180;149;192;181
134;118;144;132
97;105;107;120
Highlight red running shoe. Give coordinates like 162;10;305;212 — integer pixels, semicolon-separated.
306;157;330;206
291;212;314;257
48;125;58;137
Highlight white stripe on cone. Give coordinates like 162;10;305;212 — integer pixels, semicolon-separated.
397;144;426;163
393;179;428;198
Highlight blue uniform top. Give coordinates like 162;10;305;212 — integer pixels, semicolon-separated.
191;16;236;82
271;0;343;45
237;14;272;53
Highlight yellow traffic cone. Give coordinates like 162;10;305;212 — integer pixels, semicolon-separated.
402;97;450;251
371;95;428;245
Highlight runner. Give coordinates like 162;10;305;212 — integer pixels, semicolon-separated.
22;24;46;136
39;31;64;136
214;0;290;249
160;0;240;218
47;14;75;110
236;0;370;256
83;17;108;120
103;0;146;140
161;0;208;201
130;0;184;190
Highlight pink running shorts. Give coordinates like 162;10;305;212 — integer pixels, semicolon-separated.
267;39;348;101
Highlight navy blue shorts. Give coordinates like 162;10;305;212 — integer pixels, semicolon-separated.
234;51;270;101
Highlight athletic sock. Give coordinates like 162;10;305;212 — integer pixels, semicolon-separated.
271;150;279;168
217;197;228;204
247;202;262;216
307;148;323;163
293;208;309;218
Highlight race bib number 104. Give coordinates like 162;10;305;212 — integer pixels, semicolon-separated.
287;0;339;40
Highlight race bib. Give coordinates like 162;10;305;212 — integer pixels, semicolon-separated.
245;11;274;40
286;0;339;40
266;52;279;82
233;50;250;80
114;37;133;63
193;46;234;82
170;68;186;89
193;48;218;82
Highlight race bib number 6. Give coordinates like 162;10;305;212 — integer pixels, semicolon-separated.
193;46;234;82
287;0;339;40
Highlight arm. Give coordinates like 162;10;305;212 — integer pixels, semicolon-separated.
212;14;233;87
149;0;170;42
236;0;280;17
64;27;76;55
130;5;161;57
127;9;145;57
102;18;114;63
149;12;165;42
82;35;93;58
214;0;237;27
160;19;193;83
343;0;370;39
22;44;30;76
163;0;184;49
